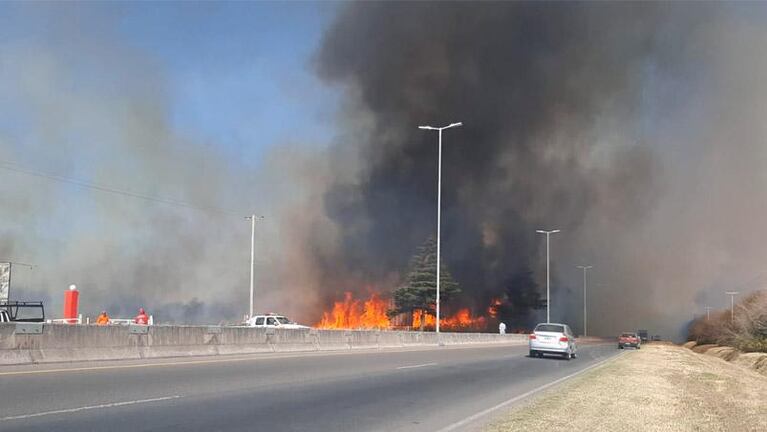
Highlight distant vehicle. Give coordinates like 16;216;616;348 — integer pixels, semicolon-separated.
529;323;577;360
618;332;641;349
652;335;662;341
0;301;45;323
637;329;649;343
245;314;309;329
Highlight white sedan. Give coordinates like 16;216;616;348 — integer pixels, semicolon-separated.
529;323;578;360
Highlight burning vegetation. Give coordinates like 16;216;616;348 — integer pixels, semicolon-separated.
315;291;494;331
314;238;531;332
316;291;390;329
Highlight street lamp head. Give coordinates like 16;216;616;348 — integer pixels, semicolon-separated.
536;229;561;234
418;126;436;130
725;291;740;295
447;122;463;128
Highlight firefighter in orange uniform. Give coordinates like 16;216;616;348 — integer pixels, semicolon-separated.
96;311;110;325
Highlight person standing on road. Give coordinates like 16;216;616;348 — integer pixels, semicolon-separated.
134;307;149;325
499;322;506;334
96;311;110;325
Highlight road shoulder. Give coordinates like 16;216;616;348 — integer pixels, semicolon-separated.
487;343;767;432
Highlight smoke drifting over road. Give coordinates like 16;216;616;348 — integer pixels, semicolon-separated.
0;5;318;323
3;3;767;338
303;2;767;338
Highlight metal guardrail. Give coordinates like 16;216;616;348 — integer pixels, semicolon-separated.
44;315;154;326
46;314;82;324
93;315;154;326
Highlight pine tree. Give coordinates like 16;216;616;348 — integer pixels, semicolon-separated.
389;236;461;331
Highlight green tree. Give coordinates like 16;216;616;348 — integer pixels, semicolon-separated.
389;236;461;331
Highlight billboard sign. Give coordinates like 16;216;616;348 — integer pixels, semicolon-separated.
0;262;9;302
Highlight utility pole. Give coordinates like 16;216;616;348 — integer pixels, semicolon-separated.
725;291;739;322
577;265;592;336
418;122;462;333
245;215;263;319
536;229;560;323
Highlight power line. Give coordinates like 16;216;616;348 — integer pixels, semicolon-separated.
0;159;243;216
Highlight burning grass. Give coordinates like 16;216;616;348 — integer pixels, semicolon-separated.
316;292;391;329
315;291;495;331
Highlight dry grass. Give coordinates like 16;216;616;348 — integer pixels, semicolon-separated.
688;290;767;352
487;344;767;432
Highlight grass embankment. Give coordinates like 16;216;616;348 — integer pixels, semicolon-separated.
488;344;767;432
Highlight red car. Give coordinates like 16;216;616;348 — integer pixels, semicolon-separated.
618;332;641;349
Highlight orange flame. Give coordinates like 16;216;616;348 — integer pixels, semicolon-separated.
316;291;494;331
412;308;487;331
488;298;502;318
316;292;391;329
412;309;436;328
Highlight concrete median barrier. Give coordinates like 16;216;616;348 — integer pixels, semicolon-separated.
0;323;528;366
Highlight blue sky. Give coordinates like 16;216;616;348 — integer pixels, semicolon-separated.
0;1;340;167
116;1;340;163
0;2;345;306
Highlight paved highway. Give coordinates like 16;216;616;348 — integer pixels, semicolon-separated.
0;342;619;431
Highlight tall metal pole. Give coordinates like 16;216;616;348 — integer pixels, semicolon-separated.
725;291;739;322
577;265;592;336
419;122;462;334
546;235;550;323
436;129;442;333
536;229;560;324
704;306;712;321
249;214;256;319
245;215;263;319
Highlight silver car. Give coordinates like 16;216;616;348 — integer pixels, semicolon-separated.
529;323;577;360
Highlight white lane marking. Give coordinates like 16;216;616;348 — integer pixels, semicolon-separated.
0;395;182;421
0;343;531;377
396;362;438;370
436;351;627;432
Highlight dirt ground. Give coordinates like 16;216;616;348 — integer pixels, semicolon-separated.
487;343;767;432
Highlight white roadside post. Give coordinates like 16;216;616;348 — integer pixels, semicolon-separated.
576;265;592;337
536;229;560;324
418;122;462;333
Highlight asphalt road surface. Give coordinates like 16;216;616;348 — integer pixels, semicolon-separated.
0;342;619;432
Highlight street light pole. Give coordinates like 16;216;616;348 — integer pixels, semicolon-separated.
419;122;462;333
245;215;264;319
536;229;560;323
725;291;739;322
577;265;592;336
704;306;712;321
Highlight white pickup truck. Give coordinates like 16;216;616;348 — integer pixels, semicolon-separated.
244;314;309;329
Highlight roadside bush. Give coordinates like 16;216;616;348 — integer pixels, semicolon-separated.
688;291;767;353
735;337;767;353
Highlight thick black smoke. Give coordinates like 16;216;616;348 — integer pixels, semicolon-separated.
308;2;739;334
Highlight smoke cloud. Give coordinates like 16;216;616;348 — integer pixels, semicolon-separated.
3;3;767;340
0;5;324;323
303;2;767;339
